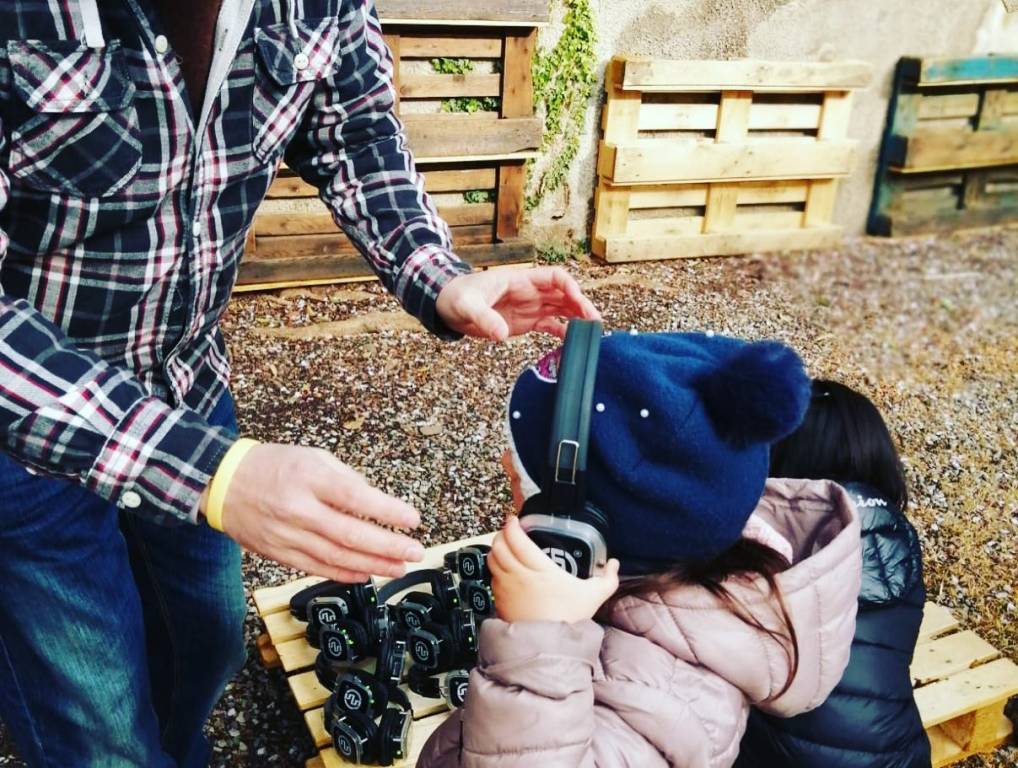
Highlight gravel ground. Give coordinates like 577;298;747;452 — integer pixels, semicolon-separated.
1;228;1015;766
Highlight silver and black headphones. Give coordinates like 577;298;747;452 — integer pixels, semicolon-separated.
518;320;610;579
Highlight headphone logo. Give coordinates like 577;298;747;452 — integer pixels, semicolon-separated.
337;734;354;757
544;547;579;576
317;607;337;625
453;681;469;707
327;636;344;658
461;558;477;577
343;689;363;711
404;611;422;629
413;639;432;663
470;590;488;613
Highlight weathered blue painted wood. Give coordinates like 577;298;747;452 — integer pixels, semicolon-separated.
900;55;1018;86
869;55;1018;236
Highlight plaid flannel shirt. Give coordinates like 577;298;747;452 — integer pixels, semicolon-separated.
0;0;470;523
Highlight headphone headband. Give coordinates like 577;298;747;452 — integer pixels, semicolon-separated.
543;320;603;515
377;568;443;604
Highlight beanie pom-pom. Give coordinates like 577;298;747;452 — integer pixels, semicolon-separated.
692;340;810;446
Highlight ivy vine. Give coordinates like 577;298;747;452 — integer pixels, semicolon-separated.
527;0;598;210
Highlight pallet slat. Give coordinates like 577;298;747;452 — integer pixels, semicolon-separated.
638;101;823;132
892;127;1018;172
617;57;872;92
595;225;842;263
399;35;502;59
400;73;501;99
918;602;962;643
911;630;1000;685
404;115;542;161
376;0;549;23
599;140;857;185
914;658;1018;729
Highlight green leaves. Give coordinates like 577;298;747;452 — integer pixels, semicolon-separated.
528;0;598;209
430;57;475;75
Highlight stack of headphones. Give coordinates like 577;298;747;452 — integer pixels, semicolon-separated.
288;545;495;765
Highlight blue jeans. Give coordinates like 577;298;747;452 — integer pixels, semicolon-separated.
0;395;247;768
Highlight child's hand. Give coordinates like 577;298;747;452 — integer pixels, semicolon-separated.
489;516;621;623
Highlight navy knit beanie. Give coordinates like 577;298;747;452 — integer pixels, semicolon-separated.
507;331;811;570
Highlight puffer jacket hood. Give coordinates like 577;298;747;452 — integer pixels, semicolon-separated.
419;479;862;768
736;482;930;768
843;482;923;605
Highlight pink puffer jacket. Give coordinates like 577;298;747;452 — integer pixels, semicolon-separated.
418;479;862;768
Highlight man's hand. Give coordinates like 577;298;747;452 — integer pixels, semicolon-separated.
215;444;425;582
436;267;600;341
489;516;620;623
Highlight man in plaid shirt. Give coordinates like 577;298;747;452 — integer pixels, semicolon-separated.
0;1;598;765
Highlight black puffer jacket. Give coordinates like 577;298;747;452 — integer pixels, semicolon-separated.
735;482;930;768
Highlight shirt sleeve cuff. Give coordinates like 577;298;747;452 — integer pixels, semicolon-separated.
85;397;236;524
394;244;473;339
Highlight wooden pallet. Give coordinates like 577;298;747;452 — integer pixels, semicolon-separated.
253;533;495;768
592;57;871;263
869;55;1018;237
239;2;547;289
915;603;1018;766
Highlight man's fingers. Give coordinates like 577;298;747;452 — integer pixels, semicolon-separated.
487;537;510;577
276;547;371;583
298;530;408;579
547;268;602;321
502;516;555;571
304;502;425;563
464;301;510;342
312;460;421;530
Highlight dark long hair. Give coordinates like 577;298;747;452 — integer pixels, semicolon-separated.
770;379;908;511
600;538;800;699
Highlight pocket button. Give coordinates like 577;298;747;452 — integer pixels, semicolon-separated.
121;490;142;509
294;52;310;71
154;35;169;54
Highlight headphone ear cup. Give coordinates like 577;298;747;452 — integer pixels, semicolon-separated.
519;492;546;521
334;709;378;764
377;708;410;766
376;636;406;686
432;570;461;612
581;502;610;542
361;672;388;718
331;619;371;663
409;621;455;671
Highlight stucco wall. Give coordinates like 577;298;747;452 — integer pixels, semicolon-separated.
528;0;1015;247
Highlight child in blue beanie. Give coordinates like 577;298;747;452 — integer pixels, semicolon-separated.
737;379;931;768
420;331;863;768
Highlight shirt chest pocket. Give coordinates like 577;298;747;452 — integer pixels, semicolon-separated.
6;40;142;198
252;17;341;163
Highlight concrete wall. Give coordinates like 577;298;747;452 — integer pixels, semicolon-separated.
528;0;1016;247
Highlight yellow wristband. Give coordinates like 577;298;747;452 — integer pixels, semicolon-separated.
206;438;259;532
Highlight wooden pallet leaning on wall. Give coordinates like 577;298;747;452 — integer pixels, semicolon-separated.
868;55;1018;237
592;57;872;263
238;0;548;291
253;533;496;768
914;603;1018;766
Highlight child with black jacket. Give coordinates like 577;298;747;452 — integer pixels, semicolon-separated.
736;379;930;768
